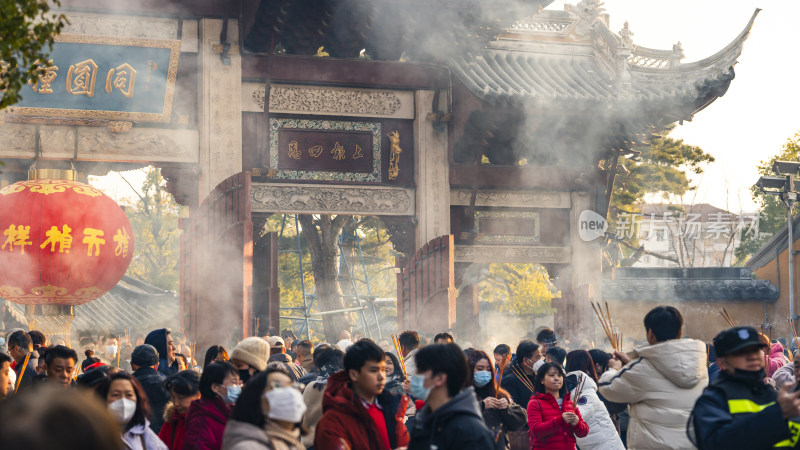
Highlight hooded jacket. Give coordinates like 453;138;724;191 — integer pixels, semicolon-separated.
182;396;233;450
598;338;708;450
527;391;589;450
408;386;495;450
159;402;188;450
315;371;409;450
145;329;178;377
222;419;304;450
772;363;795;389
566;371;625;450
767;342;788;378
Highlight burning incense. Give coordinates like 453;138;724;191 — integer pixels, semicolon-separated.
509;364;535;393
592;301;622;351
496;357;508;399
15;353;30;393
720;308;735;327
117;334;122;367
391;334;407;377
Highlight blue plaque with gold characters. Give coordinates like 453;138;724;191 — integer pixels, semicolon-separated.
5;35;180;122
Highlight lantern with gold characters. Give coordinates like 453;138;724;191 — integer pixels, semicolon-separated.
0;169;134;343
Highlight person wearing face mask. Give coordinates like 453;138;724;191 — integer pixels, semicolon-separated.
407;343;494;450
501;340;542;408
183;361;241;450
689;326;800;449
230;337;270;385
131;344;170;434
467;350;527;450
159;370;201;450
222;365;308;450
96;371;168;450
315;340;409;450
102;336;120;366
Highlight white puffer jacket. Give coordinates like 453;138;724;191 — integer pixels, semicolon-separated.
567;371;625;450
598;338;708;450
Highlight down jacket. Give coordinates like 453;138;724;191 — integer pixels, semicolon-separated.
767;342;788;378
314;371;409;450
181;396;233;450
527;392;589;450
598;338;708;450
566;371;624;450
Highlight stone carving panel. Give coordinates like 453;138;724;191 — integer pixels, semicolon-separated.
454;245;570;263
0;124;36;157
450;188;570;209
251;183;414;216
63;13;179;40
244;83;414;119
73;128;199;163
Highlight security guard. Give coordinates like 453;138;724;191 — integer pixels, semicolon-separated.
690;326;800;449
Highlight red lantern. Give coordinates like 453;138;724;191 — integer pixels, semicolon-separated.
0;176;134;306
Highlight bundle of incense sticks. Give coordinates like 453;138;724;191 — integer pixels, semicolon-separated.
720;308;735;327
496;358;509;399
391;334;407;376
591;301;622;351
574;373;587;401
117;334;122;367
789;318;800;354
124;328;130;343
254;317;261;336
492;424;504;443
509;364;535;393
15;353;30;393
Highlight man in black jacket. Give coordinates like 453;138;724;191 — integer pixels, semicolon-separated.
408;343;493;450
690;326;800;449
131;344;170;433
501;340;541;407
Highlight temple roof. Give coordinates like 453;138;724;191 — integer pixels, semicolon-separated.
603;267;778;303
451;4;759;126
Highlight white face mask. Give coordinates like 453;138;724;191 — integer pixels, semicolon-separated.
532;359;545;372
109;398;136;424
106;345;118;356
265;387;307;423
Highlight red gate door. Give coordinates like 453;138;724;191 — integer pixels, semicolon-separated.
397;235;456;334
180;172;253;349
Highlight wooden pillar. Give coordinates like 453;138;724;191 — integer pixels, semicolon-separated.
252;230;279;336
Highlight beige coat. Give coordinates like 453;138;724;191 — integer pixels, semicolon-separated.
597;338;708;450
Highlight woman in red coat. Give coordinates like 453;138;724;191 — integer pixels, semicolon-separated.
527;362;589;450
182;362;241;450
159;371;201;450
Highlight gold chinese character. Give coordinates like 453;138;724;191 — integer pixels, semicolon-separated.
104;63;136;98
66;59;99;97
331;142;345;161
308;145;323;158
1;225;33;254
352;144;364;159
288;141;301;160
40;225;73;253
32;60;58;94
113;228;129;257
82;228;105;256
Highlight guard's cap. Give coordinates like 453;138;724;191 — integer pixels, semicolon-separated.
713;326;768;357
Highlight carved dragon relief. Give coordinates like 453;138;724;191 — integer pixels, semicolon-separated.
251;184;414;216
253;86;402;116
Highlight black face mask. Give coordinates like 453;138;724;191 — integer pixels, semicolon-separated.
239;369;252;384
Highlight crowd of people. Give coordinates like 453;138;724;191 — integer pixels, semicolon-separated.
1;305;800;449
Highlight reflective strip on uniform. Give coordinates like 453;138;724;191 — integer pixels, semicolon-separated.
727;399;775;414
727;399;800;447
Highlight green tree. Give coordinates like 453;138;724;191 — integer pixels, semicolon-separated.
605;129;716;266
735;132;800;262
120;167;184;291
479;264;557;316
0;0;66;109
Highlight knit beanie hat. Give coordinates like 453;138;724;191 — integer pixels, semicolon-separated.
230;337;269;371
